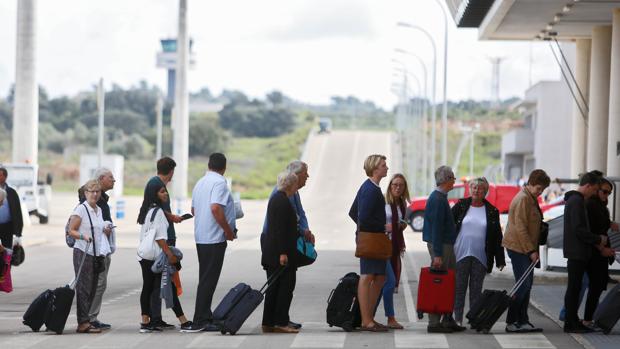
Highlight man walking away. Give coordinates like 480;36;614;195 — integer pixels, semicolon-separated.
563;171;613;333
0;167;23;249
182;153;236;332
78;168;116;330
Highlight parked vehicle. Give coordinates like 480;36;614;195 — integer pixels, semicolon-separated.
405;183;520;232
4;163;52;224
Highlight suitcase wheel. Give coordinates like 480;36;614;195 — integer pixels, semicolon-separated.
417;311;424;320
482;329;489;334
603;329;611;335
230;331;236;335
341;321;353;332
220;330;226;335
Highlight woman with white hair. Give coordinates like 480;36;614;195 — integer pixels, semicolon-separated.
451;177;505;326
261;171;300;333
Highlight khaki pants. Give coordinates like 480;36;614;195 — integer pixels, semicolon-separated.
426;243;456;326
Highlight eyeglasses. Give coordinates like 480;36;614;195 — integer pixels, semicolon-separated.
391;183;405;188
87;190;101;194
601;190;612;195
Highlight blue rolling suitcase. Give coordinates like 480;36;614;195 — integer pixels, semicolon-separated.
594;283;620;334
215;267;284;335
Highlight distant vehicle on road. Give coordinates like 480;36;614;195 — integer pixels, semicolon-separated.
3;163;52;224
318;118;332;134
405;183;520;232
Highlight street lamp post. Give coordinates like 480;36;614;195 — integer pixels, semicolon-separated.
394;48;430;192
433;0;450;167
397;21;437;189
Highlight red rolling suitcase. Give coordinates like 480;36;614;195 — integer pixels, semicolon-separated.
416;267;455;318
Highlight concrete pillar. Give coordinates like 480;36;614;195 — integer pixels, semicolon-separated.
172;0;189;203
608;10;620;201
571;39;590;177
588;26;612;173
12;0;38;164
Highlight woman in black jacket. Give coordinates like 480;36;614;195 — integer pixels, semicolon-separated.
261;171;300;334
451;177;505;325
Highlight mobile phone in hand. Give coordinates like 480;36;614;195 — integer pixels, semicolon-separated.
181;213;193;220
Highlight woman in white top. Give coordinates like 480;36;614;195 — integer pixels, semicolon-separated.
136;181;179;333
67;179;111;334
450;177;505;325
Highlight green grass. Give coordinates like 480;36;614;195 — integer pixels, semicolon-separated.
35;123;313;199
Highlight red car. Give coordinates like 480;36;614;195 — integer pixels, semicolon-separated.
406;183;521;232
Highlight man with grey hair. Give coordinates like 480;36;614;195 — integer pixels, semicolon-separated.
260;160;313;330
422;165;463;333
78;167;116;330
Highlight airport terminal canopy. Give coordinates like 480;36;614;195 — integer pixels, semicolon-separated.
445;0;620;40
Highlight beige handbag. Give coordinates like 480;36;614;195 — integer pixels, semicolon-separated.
355;231;392;260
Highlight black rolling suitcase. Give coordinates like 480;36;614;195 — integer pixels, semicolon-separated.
23;241;90;334
326;272;361;332
217;267;285;335
23;289;55;332
466;260;537;334
594;283;620;334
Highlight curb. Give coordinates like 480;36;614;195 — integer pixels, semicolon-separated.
528;298;594;349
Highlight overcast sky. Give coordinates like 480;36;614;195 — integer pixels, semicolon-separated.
0;0;564;108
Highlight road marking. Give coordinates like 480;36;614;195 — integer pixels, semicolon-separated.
290;332;345;348
186;332;247;348
394;332;449;348
494;334;555;348
0;333;50;349
400;251;417;323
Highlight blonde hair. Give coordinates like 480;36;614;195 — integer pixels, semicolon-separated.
83;179;101;192
277;171;298;191
363;154;387;177
385;173;410;206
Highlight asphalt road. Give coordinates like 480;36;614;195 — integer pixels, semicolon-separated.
0;130;589;348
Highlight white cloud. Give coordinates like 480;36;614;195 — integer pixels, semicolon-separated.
0;0;562;109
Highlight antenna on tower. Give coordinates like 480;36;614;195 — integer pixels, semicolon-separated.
488;57;505;108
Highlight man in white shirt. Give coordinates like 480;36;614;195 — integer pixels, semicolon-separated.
182;153;236;332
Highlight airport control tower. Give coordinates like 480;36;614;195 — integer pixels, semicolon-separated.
156;38;196;104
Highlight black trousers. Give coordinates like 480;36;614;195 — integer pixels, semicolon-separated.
193;242;227;325
565;258;608;324
262;266;296;327
0;222;14;248
150;240;185;321
139;259;161;318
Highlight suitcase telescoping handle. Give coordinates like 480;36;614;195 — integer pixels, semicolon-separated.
69;241;92;290
507;259;538;298
259;266;287;295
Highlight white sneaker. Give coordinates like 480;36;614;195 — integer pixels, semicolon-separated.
505;323;521;333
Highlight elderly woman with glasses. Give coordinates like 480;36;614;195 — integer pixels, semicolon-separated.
451;177;505;326
67;179;110;334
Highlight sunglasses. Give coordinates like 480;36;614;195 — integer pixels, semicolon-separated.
601;189;612;195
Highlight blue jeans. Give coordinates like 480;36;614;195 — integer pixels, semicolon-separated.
559;273;589;322
380;261;396;317
506;250;534;325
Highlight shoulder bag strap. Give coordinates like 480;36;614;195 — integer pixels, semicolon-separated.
150;207;161;223
82;203;97;256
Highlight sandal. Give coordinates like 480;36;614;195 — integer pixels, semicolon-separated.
360;323;388;332
76;324;102;334
388;322;404;330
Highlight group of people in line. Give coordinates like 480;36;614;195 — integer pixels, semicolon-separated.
6;151;616;336
351;156;617;335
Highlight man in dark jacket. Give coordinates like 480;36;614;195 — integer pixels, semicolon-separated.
0;167;24;249
562;170;613;333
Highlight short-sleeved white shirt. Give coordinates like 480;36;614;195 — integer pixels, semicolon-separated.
192;171;236;244
137;207;169;261
72;203;111;256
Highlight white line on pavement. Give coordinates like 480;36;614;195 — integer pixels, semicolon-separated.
394;332;449;348
290;333;346;348
400;252;417;323
493;334;556;349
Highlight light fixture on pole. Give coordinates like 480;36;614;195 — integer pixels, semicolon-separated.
397;21;438;188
